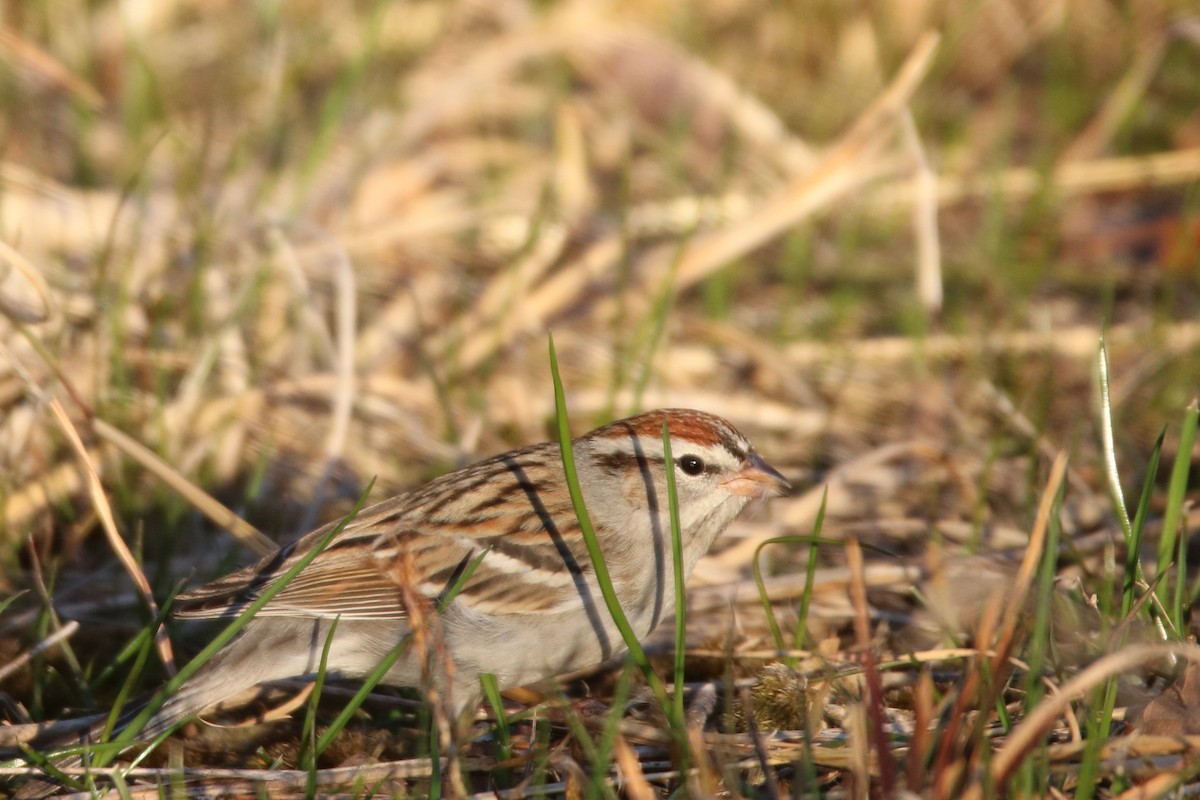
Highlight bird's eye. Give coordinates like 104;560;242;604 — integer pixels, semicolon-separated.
679;455;705;476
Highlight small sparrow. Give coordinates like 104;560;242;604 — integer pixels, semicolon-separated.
46;409;788;751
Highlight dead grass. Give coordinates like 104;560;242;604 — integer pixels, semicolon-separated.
2;0;1200;796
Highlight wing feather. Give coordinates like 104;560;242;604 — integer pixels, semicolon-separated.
173;442;593;622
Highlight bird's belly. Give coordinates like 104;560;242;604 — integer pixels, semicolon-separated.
441;594;673;692
330;592;672;699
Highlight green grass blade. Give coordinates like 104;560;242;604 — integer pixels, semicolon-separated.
1081;342;1168;800
1097;338;1132;541
551;687;620;800
531;712;552;795
750;503;834;657
1099;337;1166;624
18;743;86;792
313;637;411;756
793;488;829;654
102;596;177;740
437;546;491;613
547;334;671;715
1122;430;1163;617
590;662;635;798
111;768;133;800
1023;473;1064;716
661;420;687;727
752;537;787;654
91;585;179;690
1163;400;1198;614
479;673;512;787
299;615;340;772
1177;517;1189;635
1158;401;1197;581
0;589;26;617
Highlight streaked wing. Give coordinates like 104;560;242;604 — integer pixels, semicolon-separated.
174;494;422;618
202;557;409;621
174;442;591;621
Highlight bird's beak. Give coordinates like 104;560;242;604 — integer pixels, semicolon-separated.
722;452;792;499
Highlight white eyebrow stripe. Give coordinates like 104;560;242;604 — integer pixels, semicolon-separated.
588;436;666;457
588;436;721;460
454;541;578;586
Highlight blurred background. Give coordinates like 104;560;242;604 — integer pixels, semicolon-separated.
0;0;1199;789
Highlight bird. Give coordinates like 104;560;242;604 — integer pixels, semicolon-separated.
16;408;788;794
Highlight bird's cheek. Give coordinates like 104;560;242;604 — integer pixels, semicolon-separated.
620;471;654;509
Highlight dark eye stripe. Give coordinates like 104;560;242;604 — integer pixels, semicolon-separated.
594;451;664;475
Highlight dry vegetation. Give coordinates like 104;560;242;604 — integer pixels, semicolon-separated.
1;0;1200;796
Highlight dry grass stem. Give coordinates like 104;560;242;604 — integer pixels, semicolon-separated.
981;643;1200;796
47;397;175;674
0;620;78;684
91;419;274;557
